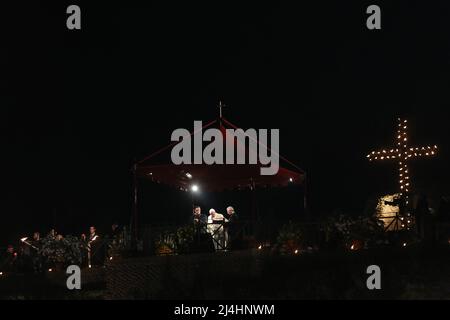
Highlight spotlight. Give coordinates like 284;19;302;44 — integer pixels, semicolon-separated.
191;185;199;192
186;173;193;179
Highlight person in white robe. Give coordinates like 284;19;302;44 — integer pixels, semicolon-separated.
207;208;228;251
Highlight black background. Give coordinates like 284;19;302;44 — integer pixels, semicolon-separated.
1;1;450;244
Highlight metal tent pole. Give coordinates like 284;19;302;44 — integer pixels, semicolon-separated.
132;162;138;244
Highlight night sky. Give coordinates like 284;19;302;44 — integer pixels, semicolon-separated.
2;1;450;244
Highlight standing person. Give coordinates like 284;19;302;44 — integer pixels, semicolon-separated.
192;206;214;253
224;206;238;223
2;245;17;273
207;209;227;251
111;223;121;239
32;232;41;242
416;194;436;246
48;229;57;240
80;233;88;267
415;195;428;240
89;226;98;241
88;226;102;267
224;206;238;250
30;232;42;273
193;206;207;232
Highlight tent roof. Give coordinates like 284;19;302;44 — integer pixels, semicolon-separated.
136;117;305;192
137;163;303;192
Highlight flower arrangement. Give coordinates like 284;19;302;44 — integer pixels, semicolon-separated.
154;225;197;255
155;232;176;255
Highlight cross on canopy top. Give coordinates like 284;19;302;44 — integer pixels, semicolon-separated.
218;101;226;119
367;117;438;201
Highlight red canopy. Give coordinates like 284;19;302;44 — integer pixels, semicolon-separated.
135;117;305;192
137;163;303;192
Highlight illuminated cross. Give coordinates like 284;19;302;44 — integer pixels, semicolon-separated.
367;117;438;204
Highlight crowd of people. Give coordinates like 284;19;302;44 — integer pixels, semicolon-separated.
192;205;239;251
0;224;125;274
0;205;240;274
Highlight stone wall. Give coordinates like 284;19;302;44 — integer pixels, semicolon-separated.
104;246;450;300
105;250;263;299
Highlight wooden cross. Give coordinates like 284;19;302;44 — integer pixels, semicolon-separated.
367;117;438;203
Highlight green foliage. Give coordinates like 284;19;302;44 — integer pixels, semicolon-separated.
40;235;82;267
175;224;195;254
322;214;385;247
275;222;304;255
154;225;196;255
